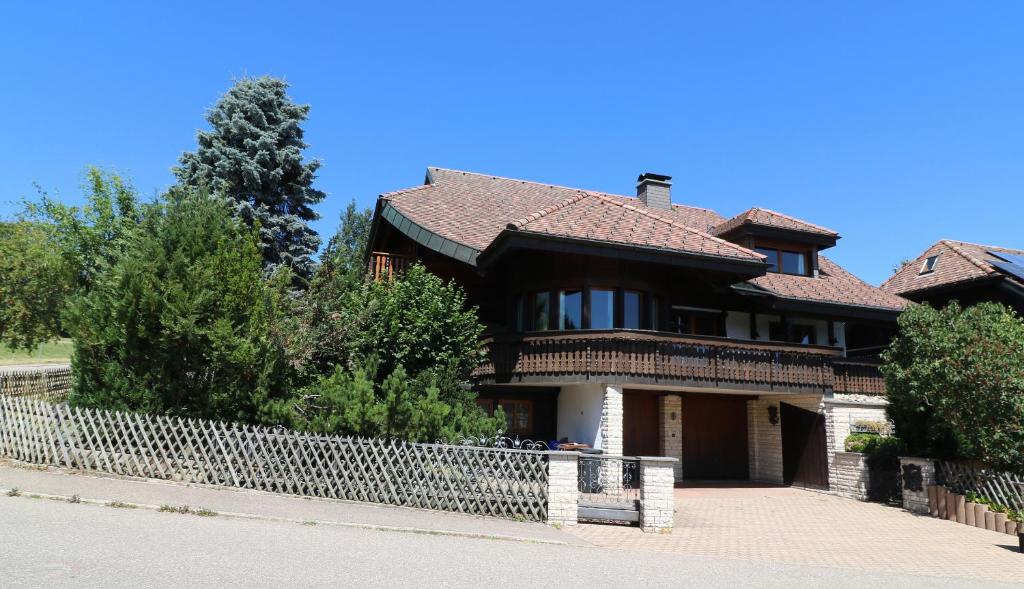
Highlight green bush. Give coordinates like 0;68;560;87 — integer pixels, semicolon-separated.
66;190;295;423
881;301;1024;472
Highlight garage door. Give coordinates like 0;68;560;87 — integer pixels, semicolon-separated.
682;394;749;479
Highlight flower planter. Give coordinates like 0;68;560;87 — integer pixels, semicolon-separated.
942;491;958;522
985;510;997;532
965;502;978;527
927;485;939;516
995;513;1008;533
974;504;988;529
937;487;948;519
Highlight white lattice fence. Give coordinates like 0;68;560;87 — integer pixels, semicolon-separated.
0;396;548;521
938;460;1024;512
0;366;72;403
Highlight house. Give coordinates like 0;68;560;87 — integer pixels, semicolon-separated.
881;240;1024;314
366;168;907;489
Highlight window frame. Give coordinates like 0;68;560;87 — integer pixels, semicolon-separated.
754;241;813;277
919;255;939;275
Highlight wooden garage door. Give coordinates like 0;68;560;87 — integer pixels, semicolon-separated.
682;394;749;480
623;393;659;456
781;402;828;488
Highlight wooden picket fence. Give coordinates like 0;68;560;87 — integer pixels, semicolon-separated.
0;366;72;403
938;460;1024;512
0;396;549;521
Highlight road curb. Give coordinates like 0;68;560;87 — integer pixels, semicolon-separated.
0;487;570;546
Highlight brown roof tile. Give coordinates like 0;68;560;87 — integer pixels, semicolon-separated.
713;207;839;238
510;191;764;261
881;240;1024;296
747;256;908;311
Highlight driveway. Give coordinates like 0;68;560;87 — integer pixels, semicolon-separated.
567;483;1024;584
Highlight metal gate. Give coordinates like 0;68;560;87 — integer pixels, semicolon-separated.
577;454;641;523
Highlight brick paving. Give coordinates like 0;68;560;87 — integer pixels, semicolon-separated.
567;483;1024;583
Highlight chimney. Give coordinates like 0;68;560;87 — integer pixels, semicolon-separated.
636;173;672;210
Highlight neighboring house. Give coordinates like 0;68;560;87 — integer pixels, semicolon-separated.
881;240;1024;315
366;168;907;489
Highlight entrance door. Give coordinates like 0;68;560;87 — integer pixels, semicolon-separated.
623;393;659;456
681;394;749;479
781;402;828;488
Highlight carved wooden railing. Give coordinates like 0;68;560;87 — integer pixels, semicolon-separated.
832;360;887;396
473;330;886;395
369;251;415;280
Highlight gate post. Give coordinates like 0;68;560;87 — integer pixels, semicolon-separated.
639;456;677;533
899;456;936;514
546;451;580;527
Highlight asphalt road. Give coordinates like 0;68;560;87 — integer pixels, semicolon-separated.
0;496;1014;589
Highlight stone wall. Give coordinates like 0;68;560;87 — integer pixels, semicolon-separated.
899;456;936;514
833;452;870;501
747;397;783;484
659;394;683;482
824;394;888;490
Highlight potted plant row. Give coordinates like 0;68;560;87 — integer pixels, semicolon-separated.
927;485;1022;536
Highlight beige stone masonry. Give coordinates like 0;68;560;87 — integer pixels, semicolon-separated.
639;457;676;533
546;451;580;526
658;394;683;482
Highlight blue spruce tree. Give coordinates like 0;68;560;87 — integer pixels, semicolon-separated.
175;76;325;281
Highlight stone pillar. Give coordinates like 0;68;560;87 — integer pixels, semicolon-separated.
658;395;683;482
546;451;580;527
600;384;623;456
900;456;936;514
599;385;624;491
639;457;677;533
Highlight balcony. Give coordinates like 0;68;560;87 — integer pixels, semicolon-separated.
473;330;886;396
369;251;415;280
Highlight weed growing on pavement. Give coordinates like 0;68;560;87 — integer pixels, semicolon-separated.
193;508;217;517
108;501;136;509
6;488;20;497
159;504;192;514
68;494;81;504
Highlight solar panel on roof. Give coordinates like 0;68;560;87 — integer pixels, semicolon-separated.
987;250;1024;282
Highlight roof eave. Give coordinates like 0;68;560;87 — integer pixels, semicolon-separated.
379;201;481;266
715;224;840;249
477;229;768;277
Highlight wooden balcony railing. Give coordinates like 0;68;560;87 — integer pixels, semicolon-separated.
473;330;886;396
369;251;415;280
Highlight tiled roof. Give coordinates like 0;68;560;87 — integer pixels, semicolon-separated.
881;240;1024;296
509;191;764;261
712;207;839;238
381;167;902;312
383;167;733;256
747;256;908;311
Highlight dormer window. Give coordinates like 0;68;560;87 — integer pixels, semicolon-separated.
919;255;939;275
754;244;811;276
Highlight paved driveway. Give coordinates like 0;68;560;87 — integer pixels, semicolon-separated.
567;483;1024;583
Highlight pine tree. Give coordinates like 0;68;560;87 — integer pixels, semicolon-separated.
175;77;325;281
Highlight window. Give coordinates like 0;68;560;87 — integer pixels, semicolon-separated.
532;292;550;331
497;400;533;434
590;289;614;329
672;309;721;336
919;255;939;274
650;297;660;331
780;250;807;275
769;322;817;345
623;291;642;329
559;289;582;330
755;247;779;272
755;244;811;276
513;295;524;331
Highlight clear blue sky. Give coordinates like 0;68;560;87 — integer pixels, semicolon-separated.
2;1;1021;285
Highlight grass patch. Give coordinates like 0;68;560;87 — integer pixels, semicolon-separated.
107;501;137;509
0;339;73;366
